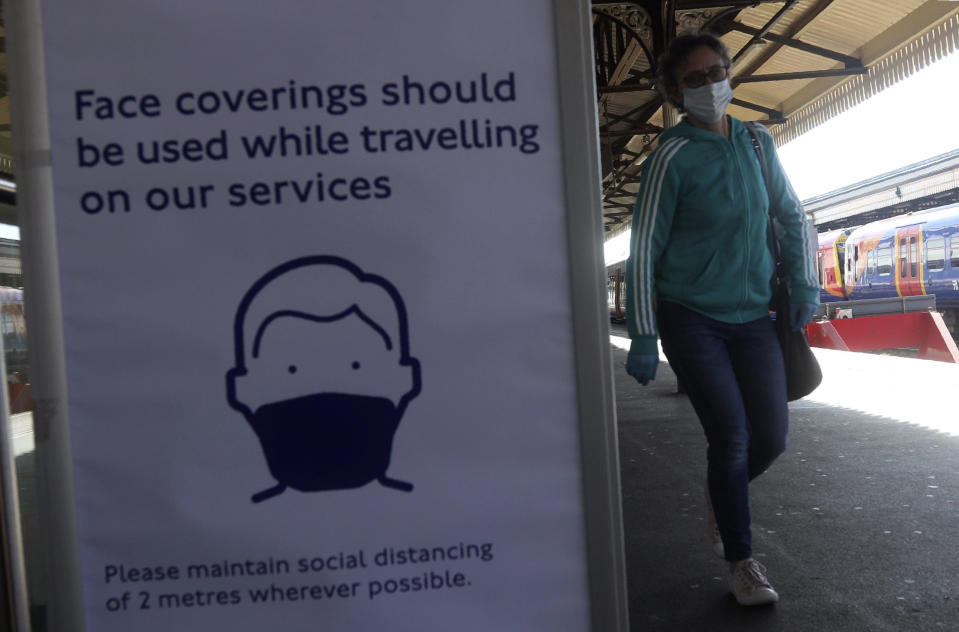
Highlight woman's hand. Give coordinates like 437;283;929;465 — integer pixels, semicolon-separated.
789;302;818;331
626;352;659;386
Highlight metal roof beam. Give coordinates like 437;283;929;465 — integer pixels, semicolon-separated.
734;0;838;79
734;67;869;82
605;173;641;191
600;101;654;131
733;0;800;64
730;97;781;118
605;134;658;186
675;0;781;9
607;99;664;154
724;20;862;67
604;176;643;200
597;82;656;94
601;124;662;138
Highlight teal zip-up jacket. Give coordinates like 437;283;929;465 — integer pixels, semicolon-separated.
626;116;819;355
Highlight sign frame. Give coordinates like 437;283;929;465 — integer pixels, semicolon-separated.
6;2;628;630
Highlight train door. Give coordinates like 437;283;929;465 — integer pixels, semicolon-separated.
895;224;924;296
835;235;847;289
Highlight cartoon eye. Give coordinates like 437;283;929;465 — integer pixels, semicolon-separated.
288;365;297;374
351;361;361;370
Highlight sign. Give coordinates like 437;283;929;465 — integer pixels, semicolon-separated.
10;1;626;630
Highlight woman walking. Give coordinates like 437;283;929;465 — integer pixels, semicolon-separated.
624;31;819;606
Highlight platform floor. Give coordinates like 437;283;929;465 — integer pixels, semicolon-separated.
611;331;959;631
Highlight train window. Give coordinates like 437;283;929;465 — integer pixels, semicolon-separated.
899;238;907;277
817;252;824;285
877;245;892;275
868;249;876;275
836;242;845;282
927;236;945;271
951;237;959;269
909;236;917;277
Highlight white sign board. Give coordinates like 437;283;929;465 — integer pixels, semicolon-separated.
11;1;625;630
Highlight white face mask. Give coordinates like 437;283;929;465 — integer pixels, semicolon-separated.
682;79;733;124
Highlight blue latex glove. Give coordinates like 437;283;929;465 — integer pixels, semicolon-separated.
625;352;658;386
789;302;818;331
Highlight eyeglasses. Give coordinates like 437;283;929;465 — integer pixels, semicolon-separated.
681;65;730;89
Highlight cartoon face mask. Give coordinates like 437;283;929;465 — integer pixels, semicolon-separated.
248;393;401;492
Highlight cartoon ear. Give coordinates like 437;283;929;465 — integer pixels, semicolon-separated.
225;367;252;415
402;356;422;403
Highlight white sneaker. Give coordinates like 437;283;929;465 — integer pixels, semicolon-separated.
730;559;779;606
704;482;724;558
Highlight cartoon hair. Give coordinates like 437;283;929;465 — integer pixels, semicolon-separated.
230;255;414;370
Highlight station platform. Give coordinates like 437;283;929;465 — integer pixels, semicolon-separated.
610;329;959;631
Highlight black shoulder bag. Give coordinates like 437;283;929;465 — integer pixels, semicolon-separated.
745;122;822;401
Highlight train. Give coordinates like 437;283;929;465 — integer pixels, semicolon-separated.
817;203;959;331
608;202;959;334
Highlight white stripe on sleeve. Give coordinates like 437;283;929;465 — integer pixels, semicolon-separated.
629;137;688;335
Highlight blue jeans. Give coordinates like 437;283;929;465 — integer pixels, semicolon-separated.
657;301;789;562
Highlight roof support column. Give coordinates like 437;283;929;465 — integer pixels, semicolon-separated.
660;0;681;128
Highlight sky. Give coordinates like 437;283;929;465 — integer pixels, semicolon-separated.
605;49;959;265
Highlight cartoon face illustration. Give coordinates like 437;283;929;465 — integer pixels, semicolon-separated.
226;256;421;502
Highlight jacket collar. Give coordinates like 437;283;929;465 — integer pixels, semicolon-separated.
665;115;745;143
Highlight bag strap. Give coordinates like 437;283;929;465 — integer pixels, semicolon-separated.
745;121;788;295
745;121;765;177
745;122;773;245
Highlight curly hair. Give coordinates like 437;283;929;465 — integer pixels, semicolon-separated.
656;31;732;110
